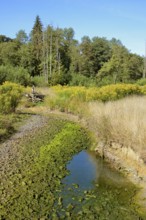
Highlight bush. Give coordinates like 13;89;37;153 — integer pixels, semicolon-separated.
69;73;97;87
94;84;142;102
0;65;7;84
0;65;30;86
136;78;146;86
0;114;15;141
96;75;115;87
0;81;23;113
46;84;143;114
7;66;30;86
48;70;72;86
30;75;47;87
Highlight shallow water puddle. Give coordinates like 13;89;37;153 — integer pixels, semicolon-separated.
62;150;130;191
60;150;144;219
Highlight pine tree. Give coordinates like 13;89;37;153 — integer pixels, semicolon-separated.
30;15;43;76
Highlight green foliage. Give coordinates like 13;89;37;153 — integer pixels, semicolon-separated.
7;66;30;86
0;65;30;86
94;84;142;102
97;75;115;87
127;53;143;80
0;41;21;66
30;75;46;87
97;45;130;83
79;36;112;77
30;15;43;76
0;113;29;142
70;73;97;87
49;70;72;86
91;37;112;73
97;45;143;84
0;17;144;85
47;84;143;115
0;34;12;43
136;78;146;86
15;29;28;44
0;65;7;84
139;85;146;95
0;114;14;140
0;81;23;113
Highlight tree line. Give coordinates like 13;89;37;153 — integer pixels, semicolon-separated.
0;15;144;87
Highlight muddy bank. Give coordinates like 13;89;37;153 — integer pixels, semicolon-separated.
95;141;146;211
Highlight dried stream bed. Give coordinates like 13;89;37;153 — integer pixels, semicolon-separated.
0;114;145;219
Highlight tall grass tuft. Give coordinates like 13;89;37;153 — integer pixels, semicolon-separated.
88;96;146;160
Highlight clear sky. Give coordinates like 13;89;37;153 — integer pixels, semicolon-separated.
1;0;146;56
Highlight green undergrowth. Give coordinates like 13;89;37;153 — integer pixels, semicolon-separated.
0;81;23;114
44;84;145;116
0;116;91;219
0;113;29;143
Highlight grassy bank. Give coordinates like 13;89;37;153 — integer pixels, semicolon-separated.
40;84;146;164
0;113;29;143
88;96;146;162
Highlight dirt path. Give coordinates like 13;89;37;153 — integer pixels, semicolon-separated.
0;115;48;173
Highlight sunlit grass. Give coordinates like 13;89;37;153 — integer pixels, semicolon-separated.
22;84;146;163
88;96;146;161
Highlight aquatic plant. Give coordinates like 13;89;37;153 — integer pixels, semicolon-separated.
0;117;90;219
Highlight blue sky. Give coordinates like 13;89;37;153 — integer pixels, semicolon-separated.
1;0;146;56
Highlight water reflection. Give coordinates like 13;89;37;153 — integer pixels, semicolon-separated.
62;150;96;190
60;150;144;218
87;151;128;187
63;150;128;190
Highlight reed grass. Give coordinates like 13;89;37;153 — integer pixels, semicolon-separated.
88;96;146;160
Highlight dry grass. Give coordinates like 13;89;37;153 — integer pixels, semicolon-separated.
88;96;146;160
22;86;146;162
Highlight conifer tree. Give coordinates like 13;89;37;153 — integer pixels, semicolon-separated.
30;15;43;76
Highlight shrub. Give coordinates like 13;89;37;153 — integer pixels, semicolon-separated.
95;84;142;102
0;81;23;113
30;75;47;87
0;65;7;84
7;66;30;86
46;84;144;114
0;114;15;141
0;65;31;86
96;75;115;87
136;78;146;86
70;73;97;87
140;85;146;95
48;71;72;86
